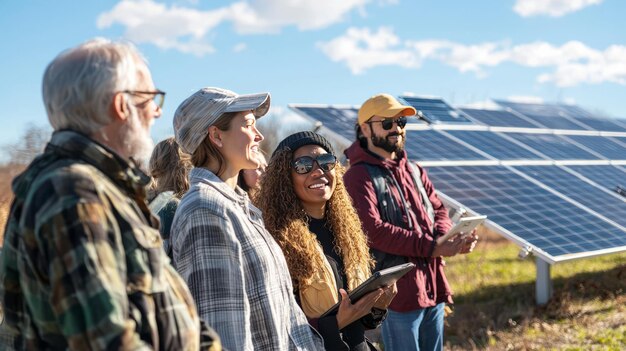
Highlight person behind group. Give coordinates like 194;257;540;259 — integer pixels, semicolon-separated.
170;87;323;351
257;131;397;350
0;38;220;350
237;151;266;199
343;94;478;351
148;136;193;255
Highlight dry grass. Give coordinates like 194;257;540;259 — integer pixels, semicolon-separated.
0;164;24;243
444;228;626;350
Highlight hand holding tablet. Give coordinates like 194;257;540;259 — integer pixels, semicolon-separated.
436;215;486;245
320;263;415;318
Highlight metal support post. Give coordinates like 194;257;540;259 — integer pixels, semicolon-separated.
535;257;553;305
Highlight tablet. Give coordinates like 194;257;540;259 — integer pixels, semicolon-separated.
319;262;415;318
436;215;487;245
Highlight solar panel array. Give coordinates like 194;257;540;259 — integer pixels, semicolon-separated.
290;97;626;263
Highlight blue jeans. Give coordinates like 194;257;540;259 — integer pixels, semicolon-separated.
381;303;445;351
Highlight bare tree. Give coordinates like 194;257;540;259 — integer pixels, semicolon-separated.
6;124;52;166
257;109;313;156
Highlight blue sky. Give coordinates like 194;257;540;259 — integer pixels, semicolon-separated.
1;0;625;150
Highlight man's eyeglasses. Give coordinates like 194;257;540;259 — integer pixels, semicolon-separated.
123;90;166;109
291;154;337;174
365;116;408;130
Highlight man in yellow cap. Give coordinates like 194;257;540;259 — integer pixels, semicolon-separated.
343;94;478;351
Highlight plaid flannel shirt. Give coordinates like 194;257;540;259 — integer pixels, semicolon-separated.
171;168;323;351
0;130;220;350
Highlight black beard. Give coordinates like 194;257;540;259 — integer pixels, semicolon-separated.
371;131;404;153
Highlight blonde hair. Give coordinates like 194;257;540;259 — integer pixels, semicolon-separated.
190;112;237;174
256;149;373;290
149;137;192;198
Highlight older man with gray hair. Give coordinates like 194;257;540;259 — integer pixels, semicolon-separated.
0;38;220;350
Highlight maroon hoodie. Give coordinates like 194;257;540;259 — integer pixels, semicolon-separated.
343;141;454;311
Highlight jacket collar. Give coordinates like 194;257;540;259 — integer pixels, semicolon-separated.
11;130;150;200
189;167;251;210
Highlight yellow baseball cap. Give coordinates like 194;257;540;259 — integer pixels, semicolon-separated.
357;94;417;125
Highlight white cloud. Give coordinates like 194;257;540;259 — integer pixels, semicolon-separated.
514;0;603;17
98;0;370;55
319;27;626;87
97;0;229;55
230;0;369;33
317;27;421;74
233;43;247;52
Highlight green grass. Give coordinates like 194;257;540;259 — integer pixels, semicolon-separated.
442;232;626;350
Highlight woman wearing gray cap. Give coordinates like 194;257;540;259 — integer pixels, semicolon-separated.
170;87;323;351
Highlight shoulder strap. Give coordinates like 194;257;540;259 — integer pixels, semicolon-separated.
362;163;409;271
363;163;411;229
407;162;435;229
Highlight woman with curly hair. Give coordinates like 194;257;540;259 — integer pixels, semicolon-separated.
257;131;397;351
148;136;192;255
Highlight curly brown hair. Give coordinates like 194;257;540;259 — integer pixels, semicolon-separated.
256;148;373;290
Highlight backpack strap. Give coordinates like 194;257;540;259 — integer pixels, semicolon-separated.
407;162;435;231
363;163;412;230
363;163;409;271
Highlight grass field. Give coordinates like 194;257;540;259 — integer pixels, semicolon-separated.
443;229;626;350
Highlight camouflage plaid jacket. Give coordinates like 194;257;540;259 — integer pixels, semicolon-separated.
0;130;220;350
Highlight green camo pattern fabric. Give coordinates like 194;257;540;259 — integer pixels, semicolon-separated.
0;130;220;350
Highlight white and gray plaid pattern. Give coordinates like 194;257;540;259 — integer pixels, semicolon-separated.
173;87;270;155
170;168;323;351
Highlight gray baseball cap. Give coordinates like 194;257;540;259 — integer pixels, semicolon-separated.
173;87;271;154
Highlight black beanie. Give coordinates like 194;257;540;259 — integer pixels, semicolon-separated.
273;131;335;157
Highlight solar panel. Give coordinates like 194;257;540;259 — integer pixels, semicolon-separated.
290;106;357;140
459;108;540;128
566;165;626;193
494;100;626;132
506;133;600;160
404;130;488;161
564;135;626;159
444;130;545;160
515;166;626;227
568;117;626;132
399;96;473;124
427;165;626;257
519;113;589;130
557;104;596;119
494;100;573;117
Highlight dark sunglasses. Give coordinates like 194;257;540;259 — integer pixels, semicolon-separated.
291;154;337;174
365;116;408;130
